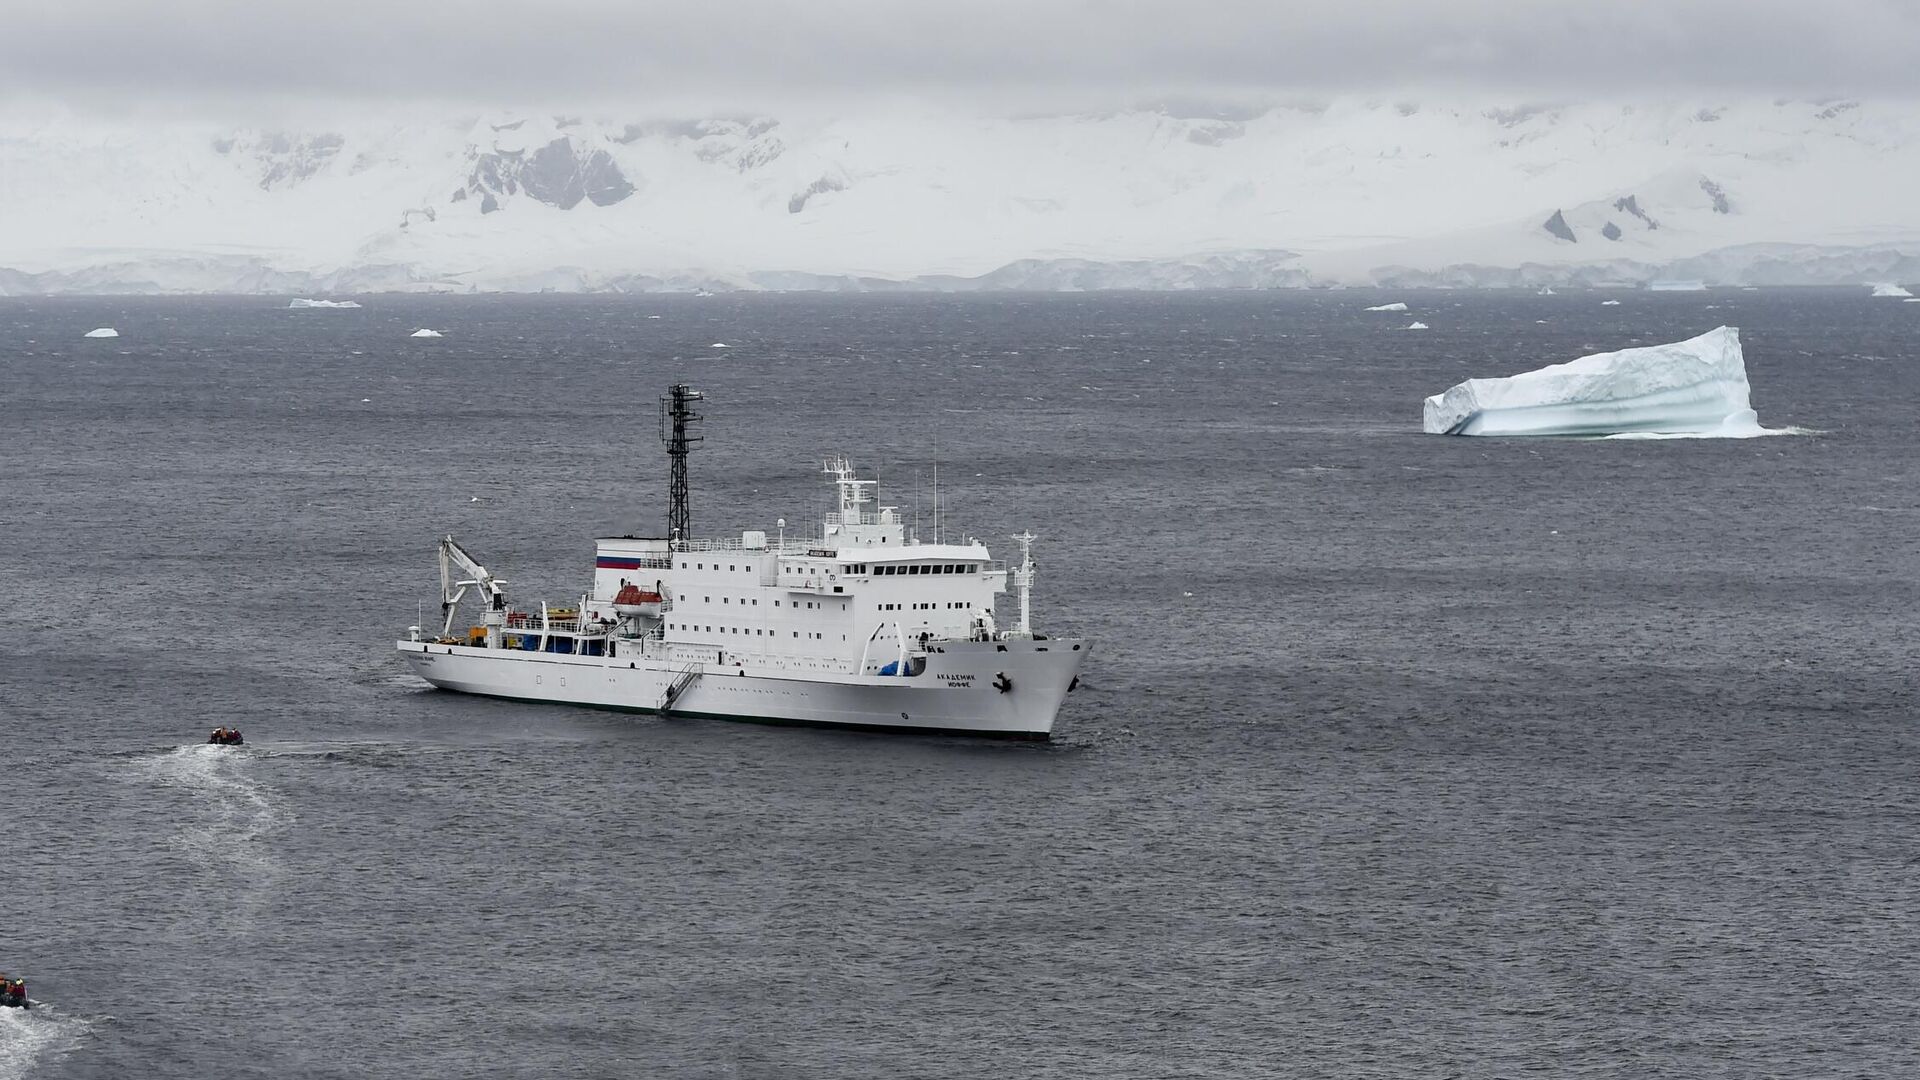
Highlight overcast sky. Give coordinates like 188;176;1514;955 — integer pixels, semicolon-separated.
8;0;1920;114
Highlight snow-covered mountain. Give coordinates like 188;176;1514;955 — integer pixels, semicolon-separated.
5;99;1920;293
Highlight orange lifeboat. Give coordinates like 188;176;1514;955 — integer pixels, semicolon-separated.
612;583;664;618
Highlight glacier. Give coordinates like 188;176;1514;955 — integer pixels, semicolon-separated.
7;99;1920;294
1422;326;1770;437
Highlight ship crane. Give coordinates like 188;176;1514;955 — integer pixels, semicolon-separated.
438;535;508;645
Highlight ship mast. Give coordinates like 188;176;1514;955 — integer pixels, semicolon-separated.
1009;531;1037;638
659;384;704;547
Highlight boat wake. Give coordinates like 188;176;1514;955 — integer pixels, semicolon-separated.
129;744;289;882
0;1004;92;1080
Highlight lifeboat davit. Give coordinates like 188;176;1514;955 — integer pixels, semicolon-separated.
612;583;664;618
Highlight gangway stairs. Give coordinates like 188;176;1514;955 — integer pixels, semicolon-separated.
660;664;704;715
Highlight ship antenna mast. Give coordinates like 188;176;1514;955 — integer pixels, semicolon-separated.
659;384;705;548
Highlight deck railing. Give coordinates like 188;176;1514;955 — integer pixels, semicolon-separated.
674;536;817;554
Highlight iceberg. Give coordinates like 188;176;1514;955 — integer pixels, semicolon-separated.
1870;283;1913;297
709;342;731;348
1365;302;1409;312
410;328;443;338
83;327;118;338
288;298;362;309
1601;299;1622;306
1422;326;1769;437
1406;321;1429;330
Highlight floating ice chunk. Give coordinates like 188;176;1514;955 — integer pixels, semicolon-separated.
287;298;361;309
1905;298;1920;304
646;314;662;319
1601;300;1622;306
1422;326;1773;437
84;327;118;338
1406;321;1429;330
1870;283;1914;298
709;342;731;348
1365;302;1409;312
1538;287;1556;295
410;328;443;338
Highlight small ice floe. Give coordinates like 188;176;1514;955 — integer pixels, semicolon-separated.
84;327;118;338
470;496;481;502
1905;298;1920;304
1406;321;1429;330
410;328;443;338
1869;283;1913;298
709;342;731;348
287;298;361;309
646;314;662;319
1365;302;1409;312
360;398;371;403
1601;300;1622;306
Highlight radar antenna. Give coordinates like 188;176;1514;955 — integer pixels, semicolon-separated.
659;384;705;547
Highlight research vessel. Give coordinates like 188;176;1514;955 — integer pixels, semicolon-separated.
397;386;1086;738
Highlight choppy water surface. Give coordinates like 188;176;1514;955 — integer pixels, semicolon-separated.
3;291;1918;1078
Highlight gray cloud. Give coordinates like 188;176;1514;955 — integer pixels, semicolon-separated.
8;0;1920;112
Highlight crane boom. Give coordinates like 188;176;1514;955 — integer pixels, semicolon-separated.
438;535;509;639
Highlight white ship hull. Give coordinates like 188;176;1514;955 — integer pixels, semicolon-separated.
397;636;1086;739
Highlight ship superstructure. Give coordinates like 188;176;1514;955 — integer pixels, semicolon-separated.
396;387;1086;738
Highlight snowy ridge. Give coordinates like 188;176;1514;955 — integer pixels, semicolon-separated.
6;99;1920;293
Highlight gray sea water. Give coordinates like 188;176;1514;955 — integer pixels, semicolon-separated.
3;290;1917;1078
